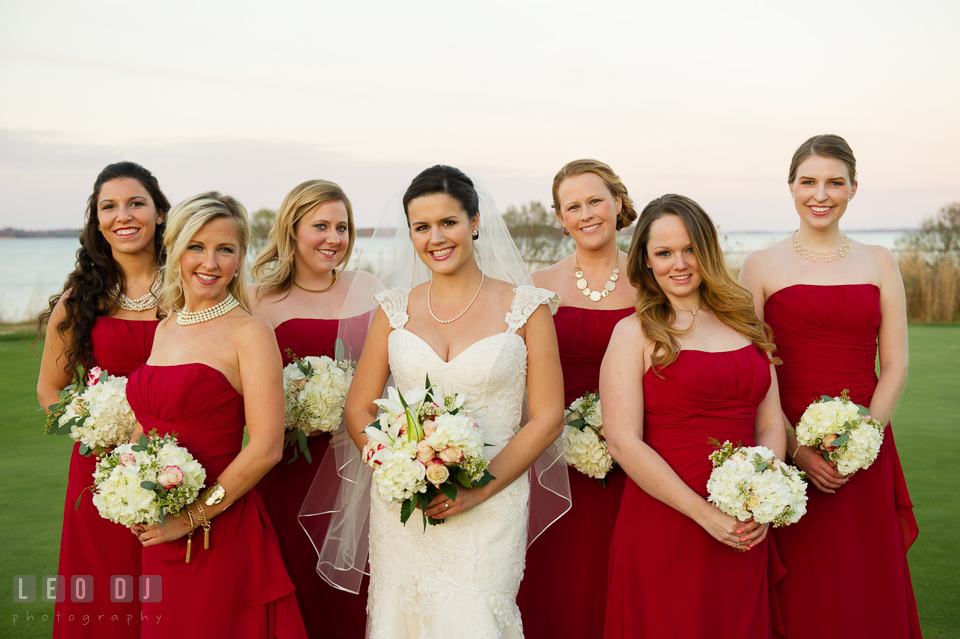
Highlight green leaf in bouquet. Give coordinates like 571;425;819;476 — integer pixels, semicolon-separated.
456;468;473;489
780;466;792;478
821;450;832;462
140;481;156;490
159;508;165;527
132;434;149;452
754;459;770;473
335;337;345;361
400;498;416;525
597;477;608;488
439;481;458;502
424;374;434;404
472;469;495;488
821;395;834;401
832;431;851;447
856;403;870;416
75;493;83;510
566;416;586;429
299;430;313;464
79;443;91;456
417;492;432;530
287;444;300;464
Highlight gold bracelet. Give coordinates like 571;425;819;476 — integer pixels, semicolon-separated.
195;500;212;550
183;509;195;564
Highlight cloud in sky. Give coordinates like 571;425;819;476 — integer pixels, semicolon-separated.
1;0;958;231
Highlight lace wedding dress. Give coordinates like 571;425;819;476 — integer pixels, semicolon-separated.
366;284;559;639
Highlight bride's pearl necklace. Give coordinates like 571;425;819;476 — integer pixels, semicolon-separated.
176;294;240;326
427;273;484;324
115;272;162;312
575;253;618;302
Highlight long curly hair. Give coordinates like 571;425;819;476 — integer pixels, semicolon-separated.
38;161;170;377
626;194;778;375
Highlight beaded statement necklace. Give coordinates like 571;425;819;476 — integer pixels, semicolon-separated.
427;273;485;324
115;272;162;312
575;253;618;302
792;231;852;263
176;294;240;326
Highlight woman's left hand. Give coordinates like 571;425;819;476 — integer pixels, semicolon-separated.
130;513;193;547
423;487;486;520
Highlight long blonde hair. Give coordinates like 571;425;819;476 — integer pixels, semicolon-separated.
551;159;638;230
161;191;251;313
251;179;355;298
626;194;778;374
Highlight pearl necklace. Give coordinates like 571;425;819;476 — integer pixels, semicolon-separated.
793;231;852;262
115;272;162;312
176;294;240;326
575;253;618;302
294;269;337;293
427;273;484;324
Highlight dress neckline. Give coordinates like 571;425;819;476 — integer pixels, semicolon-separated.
140;362;241;397
99;316;161;324
642;344;757;380
555;305;634;314
393;328;523;365
767;283;879;304
275;316;339;330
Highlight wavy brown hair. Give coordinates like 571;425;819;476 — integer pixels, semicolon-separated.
626;194;778;375
788;134;857;184
38;161;169;377
551;159;638;230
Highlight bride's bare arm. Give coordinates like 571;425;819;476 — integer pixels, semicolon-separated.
427;303;563;520
344;308;393;450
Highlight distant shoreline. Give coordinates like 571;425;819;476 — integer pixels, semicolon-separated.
0;228;81;238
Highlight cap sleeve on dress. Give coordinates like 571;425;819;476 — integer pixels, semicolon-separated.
374;288;411;330
504;285;560;333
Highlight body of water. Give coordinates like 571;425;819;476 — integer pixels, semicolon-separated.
0;231;910;323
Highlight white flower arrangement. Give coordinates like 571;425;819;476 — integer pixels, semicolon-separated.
560;392;616;485
706;440;808;528
44;367;138;456
795;390;885;475
282;344;355;462
90;430;206;527
362;375;494;529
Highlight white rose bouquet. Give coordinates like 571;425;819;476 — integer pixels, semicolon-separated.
282;343;355;463
560;392;616;486
362;375;494;529
706;439;808;528
89;430;206;527
43;367;138;457
795;390;885;475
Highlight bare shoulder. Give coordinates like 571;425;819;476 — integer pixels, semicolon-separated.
529;258;570;289
342;269;380;289
232;313;277;346
611;313;644;344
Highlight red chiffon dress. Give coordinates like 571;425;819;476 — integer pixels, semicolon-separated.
517;306;634;638
604;346;785;639
765;284;921;639
53;317;158;639
126;363;306;638
257;318;369;638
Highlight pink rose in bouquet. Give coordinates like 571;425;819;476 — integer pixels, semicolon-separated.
157;465;185;489
438;446;464;464
425;462;450;486
416;440;437;464
86;366;103;386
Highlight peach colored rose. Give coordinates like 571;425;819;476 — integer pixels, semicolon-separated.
438;446;464;464
422;420;438;437
157;465;184;489
425;461;450;486
820;434;839;451
416;440;437;464
294;378;309;390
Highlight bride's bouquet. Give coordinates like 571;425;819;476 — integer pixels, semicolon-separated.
90;430;206;527
43;367;138;456
706;439;808;528
559;392;616;486
282;344;355;463
362;375;495;529
795;390;885;475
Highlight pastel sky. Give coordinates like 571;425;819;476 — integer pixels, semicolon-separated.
1;0;958;231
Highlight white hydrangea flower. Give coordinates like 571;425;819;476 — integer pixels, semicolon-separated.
796;393;884;474
63;374;138;451
282;356;355;435
561;425;615;480
372;442;427;503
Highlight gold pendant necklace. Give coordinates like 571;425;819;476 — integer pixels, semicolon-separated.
574;253;618;302
294;269;338;293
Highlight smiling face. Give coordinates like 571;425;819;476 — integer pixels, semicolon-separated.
790;155;858;230
645;214;702;307
407;193;479;276
294;200;349;275
178;217;242;308
556;172;621;251
96;177;163;258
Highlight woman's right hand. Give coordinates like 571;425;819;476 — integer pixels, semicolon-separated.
696;505;767;550
793;445;849;494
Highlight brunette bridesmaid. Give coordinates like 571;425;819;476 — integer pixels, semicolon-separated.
519;159;637;638
602;194;786;638
250;180;372;637
38;162;168;639
739;134;921;638
127;191;306;638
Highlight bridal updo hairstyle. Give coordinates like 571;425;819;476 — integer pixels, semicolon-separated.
251;179;356;297
402;165;479;231
551;159;638;230
626;194;778;374
161;191;252;313
788;134;857;184
39;161;170;377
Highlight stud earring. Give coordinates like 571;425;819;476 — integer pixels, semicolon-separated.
472;229;479;240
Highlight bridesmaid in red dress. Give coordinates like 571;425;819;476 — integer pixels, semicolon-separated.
601;195;787;639
740;134;921;638
127;192;306;638
250;179;374;637
520;159;637;638
38;162;169;639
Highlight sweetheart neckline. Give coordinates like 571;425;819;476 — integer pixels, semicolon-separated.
393;328;524;365
139;362;242;397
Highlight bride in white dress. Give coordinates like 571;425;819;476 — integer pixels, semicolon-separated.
343;165;564;638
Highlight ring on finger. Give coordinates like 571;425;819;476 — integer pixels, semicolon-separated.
445;502;450;509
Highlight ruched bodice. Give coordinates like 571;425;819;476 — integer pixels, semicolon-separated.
765;284;881;422
89;316;160;376
274;318;339;365
554;306;635;405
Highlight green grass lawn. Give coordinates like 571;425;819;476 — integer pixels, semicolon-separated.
1;327;957;637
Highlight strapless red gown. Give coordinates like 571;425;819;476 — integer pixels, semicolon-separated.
127;364;306;638
517;306;634;638
604;346;785;639
53;317;158;639
765;284;921;639
257;318;369;638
